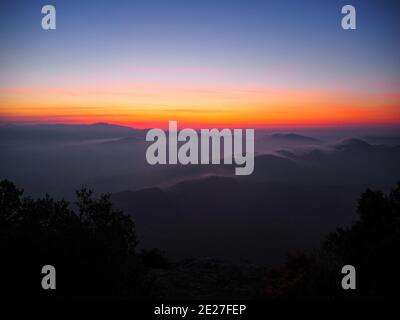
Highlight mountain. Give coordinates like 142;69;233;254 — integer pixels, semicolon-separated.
255;132;321;153
111;176;361;264
270;133;321;144
2;123;400;264
333;137;372;151
110;139;400;264
0;123;144;145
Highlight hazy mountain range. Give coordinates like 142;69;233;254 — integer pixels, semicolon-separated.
1;122;399;263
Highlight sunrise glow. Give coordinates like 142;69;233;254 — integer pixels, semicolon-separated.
1;1;399;129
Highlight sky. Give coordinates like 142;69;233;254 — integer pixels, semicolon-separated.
0;0;399;128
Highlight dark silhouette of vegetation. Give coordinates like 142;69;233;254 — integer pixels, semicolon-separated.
0;180;146;298
265;183;400;299
1;179;400;299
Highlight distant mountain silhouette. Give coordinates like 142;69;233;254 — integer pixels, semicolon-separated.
271;133;321;143
0;123;144;144
1;124;399;227
1;123;400;298
111;175;362;263
333;137;372;151
109;137;400;263
255;132;321;153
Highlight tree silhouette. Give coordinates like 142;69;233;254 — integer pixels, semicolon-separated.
265;183;400;299
322;183;400;298
0;180;144;298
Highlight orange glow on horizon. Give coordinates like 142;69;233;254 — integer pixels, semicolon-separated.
1;83;399;129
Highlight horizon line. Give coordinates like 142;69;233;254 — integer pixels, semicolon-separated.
1;120;400;131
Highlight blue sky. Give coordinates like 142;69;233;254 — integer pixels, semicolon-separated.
0;0;399;90
0;0;399;127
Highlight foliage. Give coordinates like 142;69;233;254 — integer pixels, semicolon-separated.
265;183;400;299
0;180;144;298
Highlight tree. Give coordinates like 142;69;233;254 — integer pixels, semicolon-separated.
0;180;143;298
265;183;400;299
323;183;400;298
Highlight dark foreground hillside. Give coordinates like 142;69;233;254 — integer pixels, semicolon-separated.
1;179;399;299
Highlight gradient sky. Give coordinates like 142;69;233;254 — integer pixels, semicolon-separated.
0;0;399;128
